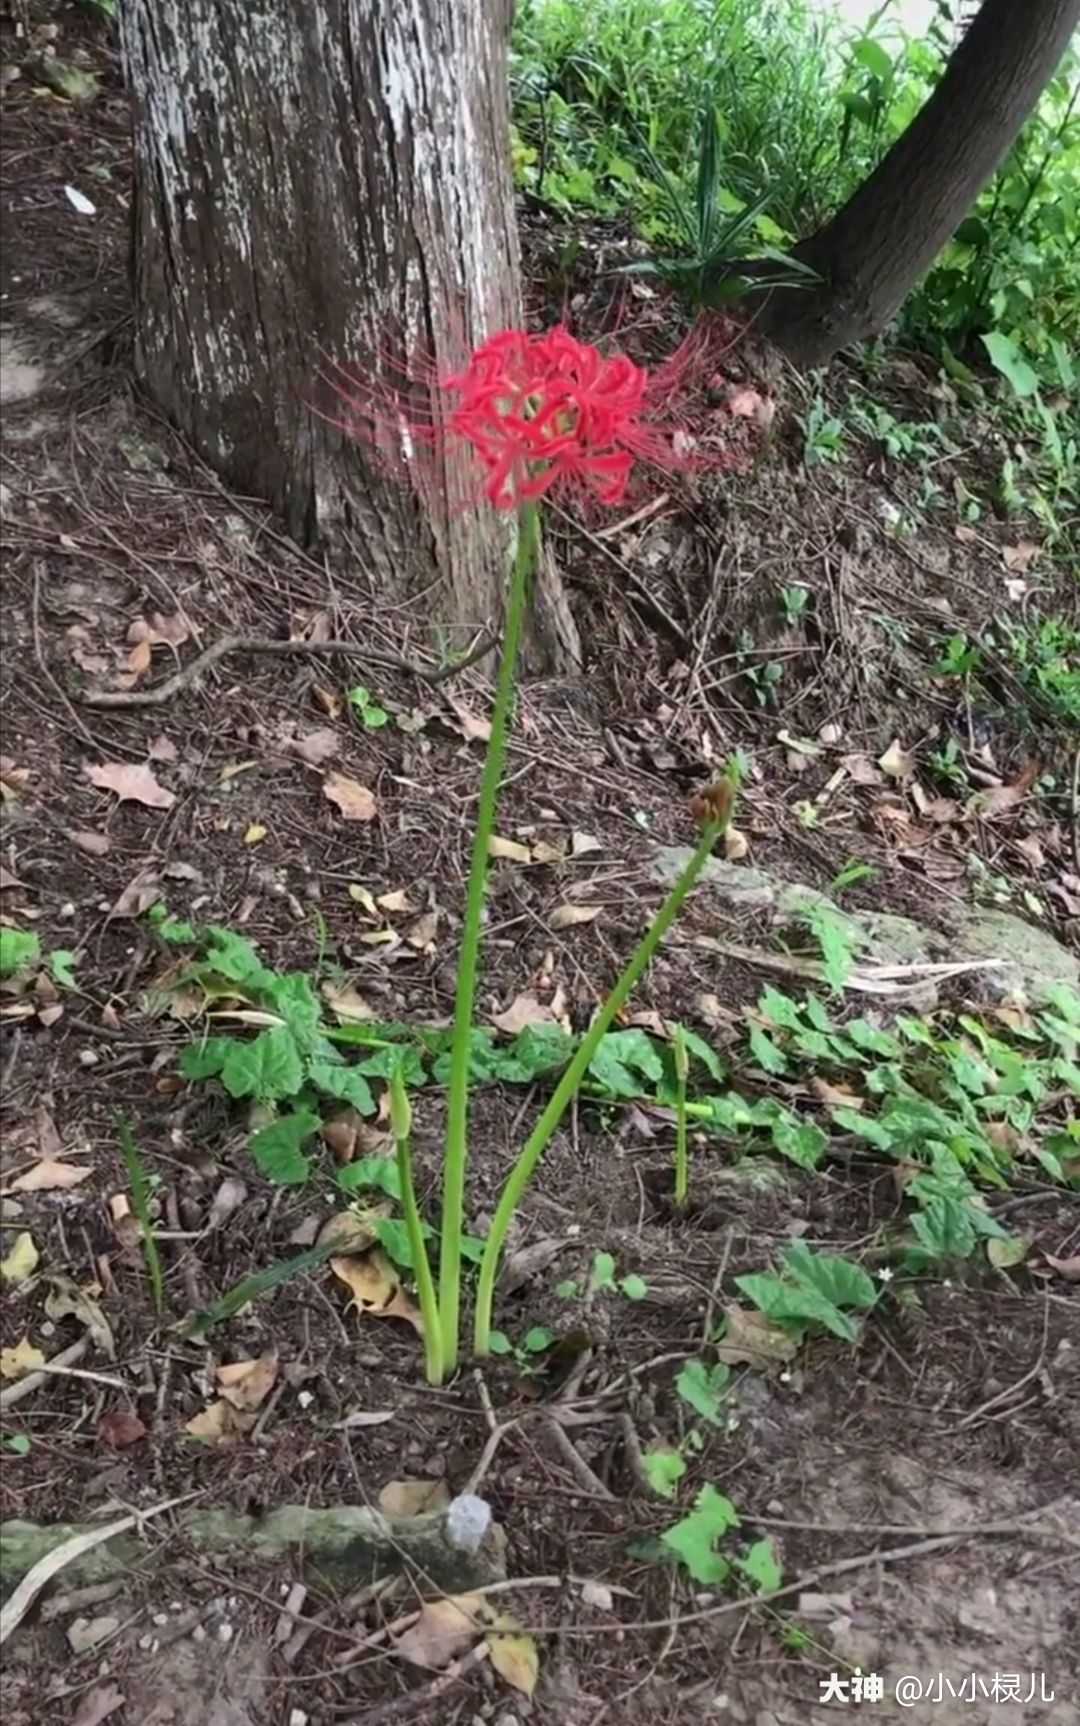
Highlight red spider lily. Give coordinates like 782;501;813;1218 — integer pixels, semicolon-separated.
325;321;733;513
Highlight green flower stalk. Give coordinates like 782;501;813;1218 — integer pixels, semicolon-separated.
673;1024;690;1207
438;502;540;1375
473;779;736;1358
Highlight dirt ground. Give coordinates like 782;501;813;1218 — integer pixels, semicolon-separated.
1;10;1078;1726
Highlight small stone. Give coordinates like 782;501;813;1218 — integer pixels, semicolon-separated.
78;1048;99;1067
59;901;76;918
288;1713;310;1726
191;1625;207;1643
217;1622;234;1643
152;1612;169;1626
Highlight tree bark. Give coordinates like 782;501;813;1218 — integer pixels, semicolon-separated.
120;0;577;665
763;0;1080;367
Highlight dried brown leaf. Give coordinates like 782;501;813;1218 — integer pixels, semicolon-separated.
969;759;1039;820
714;1304;799;1368
488;835;532;863
1002;540;1040;572
395;1594;484;1668
110;872;161;918
147;734;178;762
1;1336;47;1380
70;1683;126;1726
406;911;439;950
98;1409;148;1449
0;863;23;890
378;1478;451;1518
486;1613;539;1697
185;1399;256;1444
841;753;883;787
321;980;375;1022
376;888;414;913
549;903;600;931
8;1158;92;1193
1043;1252;1080;1282
571;831;603;856
293;727;340;766
44;1276;115;1357
445;697;491;743
331;1248;424;1337
68;828;110;857
216;1353;278;1411
491;992;556;1036
85;762;175;810
878;739;915;780
724;826;749;860
323;773;377;822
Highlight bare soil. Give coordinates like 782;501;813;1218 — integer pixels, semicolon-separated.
1;10;1077;1726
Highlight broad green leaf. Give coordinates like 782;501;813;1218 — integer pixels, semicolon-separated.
249;1107;320;1184
770;1117;827;1169
199;927;278;991
675;1026;726;1082
734;1271;858;1342
355;1042;428;1087
522;1326;554;1353
676;1358;730;1425
981;330;1039;398
845;1019;901;1058
222;1028;304;1101
157;916;199;944
737;1536;783;1593
180;1037;233;1080
912;1197;976;1259
643;1444;687;1500
783;1244;878;1312
432;1029;502;1084
337;1156;403;1199
831;1107;895;1150
758;987;804;1031
0;928;40;977
488;1330;513;1355
264;971;324;1051
495;1022;575;1082
803;994;834;1033
620;1273;648;1301
308;1060;376;1115
588;1030;664;1098
49;949;78;989
748;1025;787;1076
801;902;859;990
986;1234;1029;1269
851;37;892;79
661;1486;740;1583
373;1217;416;1267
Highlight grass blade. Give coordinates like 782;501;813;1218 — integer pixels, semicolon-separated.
116;1116;165;1317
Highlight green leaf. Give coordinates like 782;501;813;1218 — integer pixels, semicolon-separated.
737;1537;783;1593
199;928;278;992
372;1217;417;1267
749;1024;788;1075
620;1273;648;1301
249;1108;320;1184
770;1117;827;1169
336;1156;403;1199
661;1485;740;1583
758;986;803;1030
432;1028;502;1084
523;1326;554;1353
735;1271;857;1342
844;1018;900;1058
986;1234;1029;1269
831;1107;895;1150
803;994;834;1033
184;1243;337;1338
2;1433;31;1456
0;927;40;977
784;1244;878;1312
48;949;78;990
588;1029;664;1098
851;37;892;80
676;1358;730;1425
354;1042;428;1087
179;1037;233;1080
674;1026;725;1082
588;1251;618;1293
158;916;199;944
981;330;1039;398
911;1196;976;1260
801;902;858;990
308;1060;376;1115
222;1028;304;1101
488;1330;513;1355
495;1022;575;1082
264;971;324;1052
643;1444;687;1500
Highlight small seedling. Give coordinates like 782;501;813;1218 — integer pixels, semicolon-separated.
117;1117;166;1317
348;685;389;729
1;1434;31;1456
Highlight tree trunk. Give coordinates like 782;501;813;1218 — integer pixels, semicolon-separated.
120;0;577;666
763;0;1080;367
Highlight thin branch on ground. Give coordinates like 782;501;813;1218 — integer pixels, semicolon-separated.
78;630;499;709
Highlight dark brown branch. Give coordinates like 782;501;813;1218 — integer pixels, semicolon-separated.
78;632;499;709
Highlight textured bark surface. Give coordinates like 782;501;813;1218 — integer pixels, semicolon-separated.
121;0;576;662
764;0;1080;367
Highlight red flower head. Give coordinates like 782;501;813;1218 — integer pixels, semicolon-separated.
326;320;735;514
441;325;684;509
